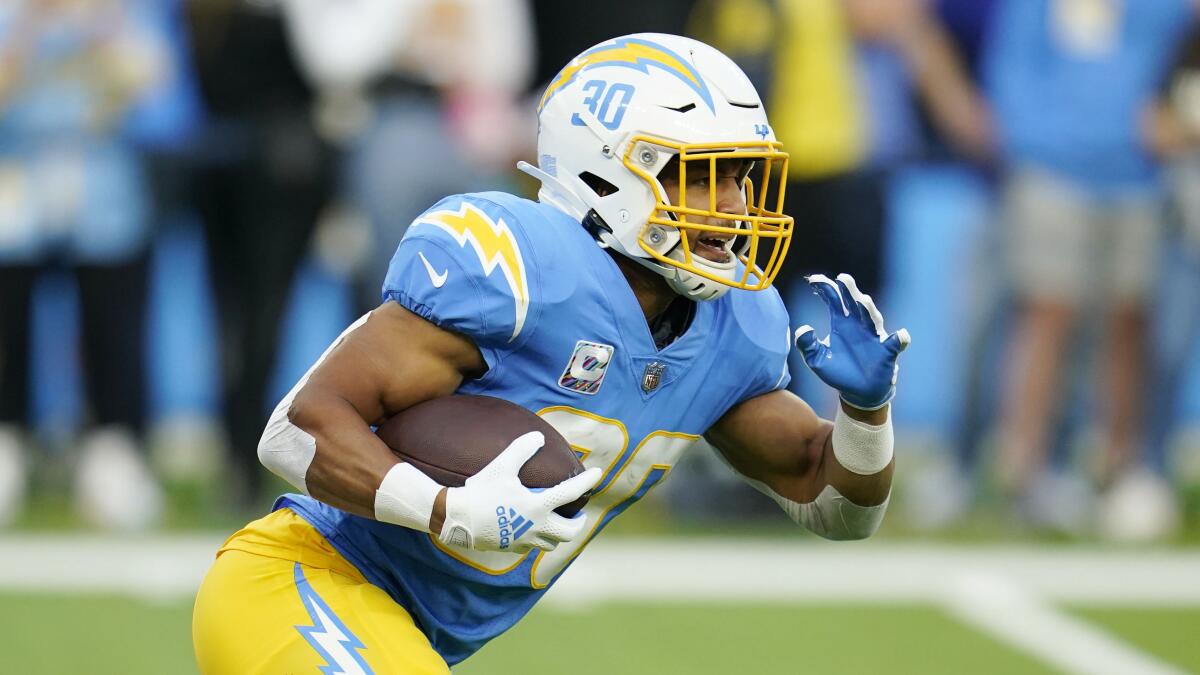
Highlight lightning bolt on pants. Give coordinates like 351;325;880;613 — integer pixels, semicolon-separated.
192;509;449;674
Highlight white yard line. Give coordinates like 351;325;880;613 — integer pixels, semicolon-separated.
1;536;1197;673
944;571;1188;675
549;542;1200;675
544;541;1200;606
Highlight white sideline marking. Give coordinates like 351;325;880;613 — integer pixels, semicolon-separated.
1;537;1199;605
0;536;1197;673
0;535;221;599
944;571;1187;675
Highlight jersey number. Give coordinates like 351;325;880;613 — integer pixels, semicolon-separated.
431;406;698;587
570;80;635;131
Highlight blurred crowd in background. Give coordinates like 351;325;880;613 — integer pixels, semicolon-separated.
1;0;1199;545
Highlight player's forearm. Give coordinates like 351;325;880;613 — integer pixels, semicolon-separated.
710;397;893;541
749;402;893;541
260;387;448;535
739;426;891;541
762;401;892;541
285;388;402;519
820;401;894;508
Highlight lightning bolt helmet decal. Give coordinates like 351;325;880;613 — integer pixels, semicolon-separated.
538;37;715;114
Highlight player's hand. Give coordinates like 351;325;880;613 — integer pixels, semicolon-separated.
439;431;601;554
794;273;911;410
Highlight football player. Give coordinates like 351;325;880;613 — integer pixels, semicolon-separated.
193;33;910;674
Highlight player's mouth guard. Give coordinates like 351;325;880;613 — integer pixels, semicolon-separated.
625;136;794;290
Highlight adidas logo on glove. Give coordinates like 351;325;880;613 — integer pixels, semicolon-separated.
495;506;535;550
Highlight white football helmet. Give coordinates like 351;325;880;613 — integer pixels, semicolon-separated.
518;33;793;301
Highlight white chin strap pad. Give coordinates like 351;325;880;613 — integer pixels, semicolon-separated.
666;269;728;301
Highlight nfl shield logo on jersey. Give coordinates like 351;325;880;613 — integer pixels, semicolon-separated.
558;340;615;395
641;362;665;393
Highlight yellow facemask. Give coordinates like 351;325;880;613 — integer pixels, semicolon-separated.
623;135;794;291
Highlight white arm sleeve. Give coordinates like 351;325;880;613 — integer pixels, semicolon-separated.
257;313;372;494
744;479;889;541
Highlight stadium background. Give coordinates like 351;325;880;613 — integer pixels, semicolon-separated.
2;0;1200;673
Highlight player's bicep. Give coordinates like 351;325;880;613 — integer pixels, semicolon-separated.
295;301;486;427
705;389;832;502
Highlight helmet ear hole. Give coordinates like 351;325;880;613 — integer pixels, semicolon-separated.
579;172;620;198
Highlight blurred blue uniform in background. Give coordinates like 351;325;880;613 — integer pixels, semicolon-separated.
986;0;1192;191
0;0;183;530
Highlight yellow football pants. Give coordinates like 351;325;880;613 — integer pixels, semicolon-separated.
192;508;450;674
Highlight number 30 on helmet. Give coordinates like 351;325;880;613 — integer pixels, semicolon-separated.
519;33;793;301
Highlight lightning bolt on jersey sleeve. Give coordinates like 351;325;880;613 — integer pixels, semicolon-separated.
382;195;540;371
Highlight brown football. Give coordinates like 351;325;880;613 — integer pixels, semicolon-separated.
375;394;590;517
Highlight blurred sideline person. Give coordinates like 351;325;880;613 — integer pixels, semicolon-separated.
902;0;1007;531
184;0;336;507
193;34;909;673
767;0;991;302
0;0;170;529
121;0;216;480
700;0;986;410
984;0;1197;534
1126;25;1200;541
765;0;879;310
679;0;989;522
283;0;536;314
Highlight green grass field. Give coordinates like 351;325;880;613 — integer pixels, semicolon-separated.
458;602;1058;675
4;483;1199;675
3;593;1198;674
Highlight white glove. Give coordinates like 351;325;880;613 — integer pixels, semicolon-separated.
439;431;601;554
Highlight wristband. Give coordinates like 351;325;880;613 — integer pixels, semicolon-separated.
374;462;443;532
831;405;893;475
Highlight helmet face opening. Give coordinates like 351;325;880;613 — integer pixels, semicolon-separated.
623;135;793;291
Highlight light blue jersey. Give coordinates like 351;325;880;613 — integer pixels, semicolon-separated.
983;0;1193;191
279;192;791;665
